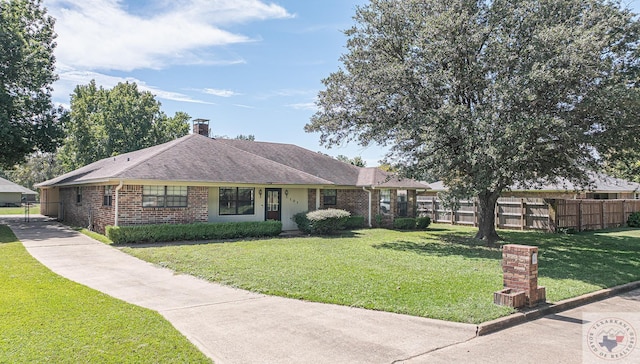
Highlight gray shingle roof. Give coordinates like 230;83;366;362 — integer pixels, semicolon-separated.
36;134;430;189
0;177;37;194
428;173;640;193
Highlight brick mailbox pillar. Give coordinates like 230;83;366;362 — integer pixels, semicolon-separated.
494;244;546;308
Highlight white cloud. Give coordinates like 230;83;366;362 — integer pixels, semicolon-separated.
203;88;240;97
287;102;317;111
44;0;293;71
54;70;213;104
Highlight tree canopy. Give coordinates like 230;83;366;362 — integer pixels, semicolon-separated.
0;0;64;169
58;81;191;171
306;0;640;242
336;155;367;167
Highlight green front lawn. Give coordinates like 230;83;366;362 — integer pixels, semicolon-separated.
0;205;39;215
122;225;640;324
0;225;211;363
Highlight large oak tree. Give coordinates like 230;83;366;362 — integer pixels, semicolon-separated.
306;0;640;242
0;0;64;169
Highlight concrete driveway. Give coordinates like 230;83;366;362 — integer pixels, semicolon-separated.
4;216;477;364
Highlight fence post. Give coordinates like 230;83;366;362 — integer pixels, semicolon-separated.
432;197;437;222
546;199;557;233
578;201;582;232
521;198;525;230
473;198;478;227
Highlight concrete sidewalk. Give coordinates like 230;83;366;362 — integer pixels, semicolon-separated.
4;216;477;364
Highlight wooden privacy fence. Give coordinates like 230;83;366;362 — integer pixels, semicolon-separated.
417;197;640;232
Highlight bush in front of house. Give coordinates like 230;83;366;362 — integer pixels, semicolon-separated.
292;212;312;234
306;208;351;234
106;220;282;244
344;215;366;229
416;216;431;230
628;212;640;228
393;217;417;230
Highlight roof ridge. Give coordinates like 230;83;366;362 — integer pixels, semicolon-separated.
217;139;336;185
112;134;194;178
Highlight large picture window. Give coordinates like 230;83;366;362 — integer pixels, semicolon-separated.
220;187;255;215
143;186;188;207
322;189;337;205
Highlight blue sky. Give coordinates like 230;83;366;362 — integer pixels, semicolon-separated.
44;0;640;167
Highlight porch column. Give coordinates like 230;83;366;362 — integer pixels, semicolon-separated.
316;188;321;210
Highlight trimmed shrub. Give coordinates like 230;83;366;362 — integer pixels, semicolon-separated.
416;216;431;230
628;212;640;228
344;215;366;229
292;212;312;234
307;208;351;234
106;220;282;244
393;218;417;230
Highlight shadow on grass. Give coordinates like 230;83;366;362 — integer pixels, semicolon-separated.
373;230;503;260
374;227;640;289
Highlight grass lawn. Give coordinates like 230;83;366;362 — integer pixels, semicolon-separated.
121;224;640;324
0;225;211;363
0;205;40;215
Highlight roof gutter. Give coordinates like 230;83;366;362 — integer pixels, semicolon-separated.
114;180;124;227
362;186;373;227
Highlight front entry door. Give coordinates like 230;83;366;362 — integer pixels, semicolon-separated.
265;188;281;221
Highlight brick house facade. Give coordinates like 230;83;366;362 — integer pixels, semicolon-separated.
55;185;209;234
37;134;429;234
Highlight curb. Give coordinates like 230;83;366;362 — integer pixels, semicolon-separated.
476;280;640;336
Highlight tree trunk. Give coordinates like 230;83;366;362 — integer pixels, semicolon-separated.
475;191;501;243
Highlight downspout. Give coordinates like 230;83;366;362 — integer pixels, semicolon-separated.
114;180;124;227
362;186;373;227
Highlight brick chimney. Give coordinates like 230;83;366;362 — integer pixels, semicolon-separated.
193;118;210;137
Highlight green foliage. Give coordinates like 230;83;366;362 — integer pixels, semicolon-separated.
628;212;640;228
393;218;417;230
292;212;312;234
416;216;431;230
0;0;65;168
106;221;282;244
57;81;191;171
336;155;367;167
0;225;210;363
2;152;63;191
602;149;640;183
305;0;640;242
306;208;351;234
344;215;366;229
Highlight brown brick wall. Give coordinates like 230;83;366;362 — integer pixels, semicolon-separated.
59;186;115;232
59;185;208;234
307;188;413;227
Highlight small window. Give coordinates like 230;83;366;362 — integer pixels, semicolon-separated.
379;189;391;215
143;186;188;208
322;189;337;205
76;187;82;204
220;187;255;215
103;186;113;206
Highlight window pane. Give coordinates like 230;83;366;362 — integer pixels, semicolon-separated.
167;186;187;196
166;196;187;207
237;200;254;215
220;201;237;215
143;195;160;207
238;188;254;201
380;189;391;215
143;185;164;196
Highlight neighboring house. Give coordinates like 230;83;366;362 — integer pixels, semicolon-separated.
422;173;640;200
0;177;37;207
37;134;429;233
